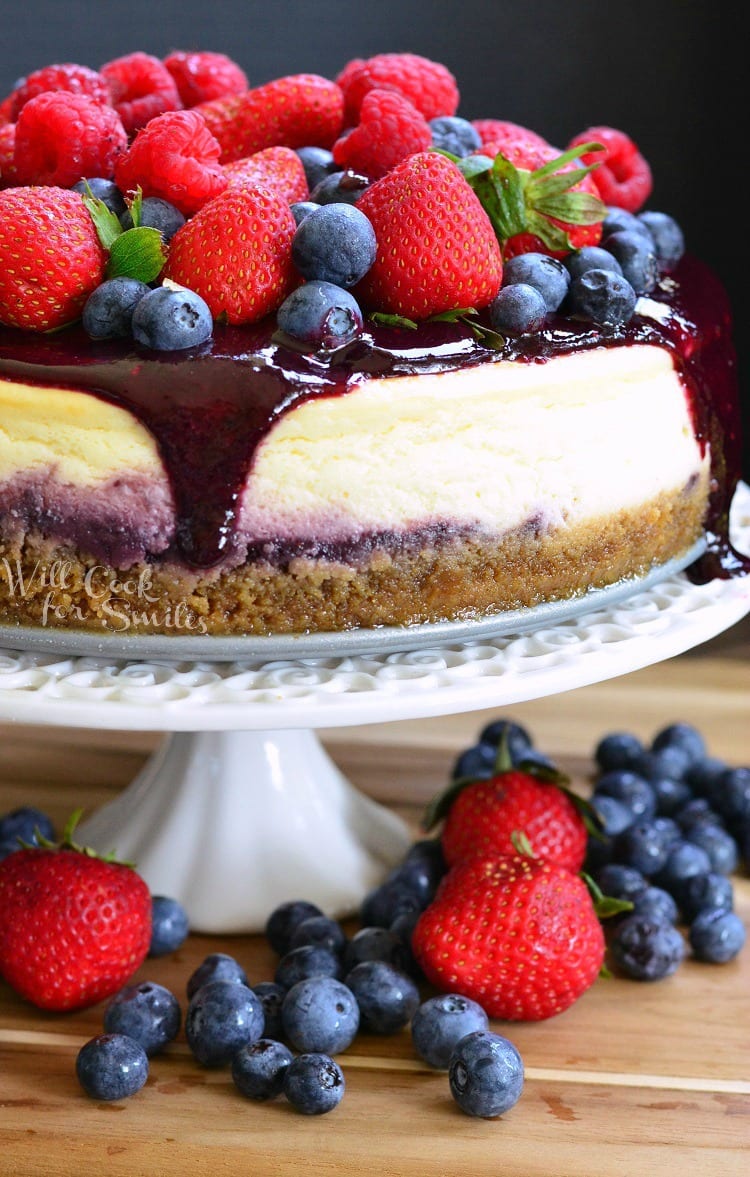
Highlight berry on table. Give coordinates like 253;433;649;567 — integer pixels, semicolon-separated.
283;1052;345;1115
148;894;190;957
594;731;644;773
252;981;287;1040
288;914;347;956
103;981;181;1056
609;915;685;980
593;770;656;820
342;926;413;975
276;281;364;350
186;952;248;1000
344;960;420;1034
274;944;342;990
689;909;746;963
477;718;533;761
232;1038;294;1101
76;1033;149;1101
684;824;739;875
82;276;150;340
185;980;265;1066
448;1030;524;1118
281;976;360;1054
629;886;679;926
131;286;213;351
679;872;734;923
0;806;55;847
291;203;376;288
411;994;489;1069
265;899;324;955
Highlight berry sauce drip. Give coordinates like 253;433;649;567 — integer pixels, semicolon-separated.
0;255;745;575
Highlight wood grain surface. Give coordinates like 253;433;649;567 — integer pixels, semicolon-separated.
1;616;749;1176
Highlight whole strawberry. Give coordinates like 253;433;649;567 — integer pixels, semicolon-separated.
412;853;605;1021
163;185;297;324
0;812;151;1011
0;186;107;331
429;758;589;873
356;151;503;319
224;146;309;204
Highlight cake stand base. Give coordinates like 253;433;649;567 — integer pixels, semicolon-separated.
77;729;412;933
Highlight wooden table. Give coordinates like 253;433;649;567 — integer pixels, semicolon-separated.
1;617;749;1175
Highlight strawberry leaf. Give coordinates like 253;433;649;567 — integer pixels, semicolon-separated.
581;871;634;919
510;829;535;857
106;226;167;283
127;187;143;229
81;190;124;252
369;311;419;330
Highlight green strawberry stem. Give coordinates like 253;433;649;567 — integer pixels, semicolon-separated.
29;808;135;867
581;870;634;920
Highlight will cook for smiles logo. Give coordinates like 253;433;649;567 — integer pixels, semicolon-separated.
1;557;208;633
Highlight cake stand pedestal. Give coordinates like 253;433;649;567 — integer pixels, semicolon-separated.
1;487;748;933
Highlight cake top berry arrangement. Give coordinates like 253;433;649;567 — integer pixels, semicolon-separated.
0;48;683;348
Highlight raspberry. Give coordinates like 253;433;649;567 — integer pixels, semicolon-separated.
10;63;111;119
335;53;459;123
163;50;248;107
568;126;652;213
332;89;432;180
224;147;308;203
114;109;227;217
13;92;129;187
101;51;182;135
0;124;17;187
472;119;552;166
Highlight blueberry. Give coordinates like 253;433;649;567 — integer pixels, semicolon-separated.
594;731;644;773
343;926;413;975
281;976;359;1054
265;899;324;955
679;871;734;923
120;196;185;242
676;797;723;832
82;276;149;341
401;838;447;888
292;203;377;288
251;981;287;1040
295;146;337;192
564;246;624;282
653;840;713;900
359;876;425;929
76;1033;149;1101
429;115;482;157
590;794;635;837
478;719;533;761
288;914;347;957
714;767;750;824
448;1031;524;1118
132;285;212;351
629;886;679;925
689;909;746;963
185;980;264;1067
277;280;363;349
284;1052;345;1114
609;916;685;980
489;283;547;334
637;211;685;271
232;1038;294;1100
651;722;706;764
685;824;739;875
634;746;692;783
187;952;248;1000
615;818;675;877
0;805;55;847
604;230;658;294
451;743;496;780
383;855;440;907
310;169;370;205
345;960;420;1034
502;252;569;312
274;944;342;990
567;268;637;325
149;895;189;956
411;994;489;1069
593;862;647;903
516;748;556;773
601;206;651;241
594;770;656;820
684;757;728;800
651;775;692;817
290;200;320;226
72;177;127;218
103;981;181;1056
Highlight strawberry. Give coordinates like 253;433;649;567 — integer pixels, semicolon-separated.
355;151;503;320
335;52;459;123
0;123;17;187
412;852;606;1021
568;126;652;213
0;812;151;1011
163;185;297;325
448;139;605;259
0;186;107;331
224;146;309;203
114;109;227;216
426;755;589;873
332;88;432;180
197;74;345;164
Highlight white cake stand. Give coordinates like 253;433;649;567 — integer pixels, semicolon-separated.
1;485;748;933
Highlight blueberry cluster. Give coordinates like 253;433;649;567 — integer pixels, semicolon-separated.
0;805;55;859
588;722;748;978
489;206;684;335
449;716;554;781
75;176;212;351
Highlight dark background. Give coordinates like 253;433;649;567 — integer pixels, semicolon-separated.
1;0;747;474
